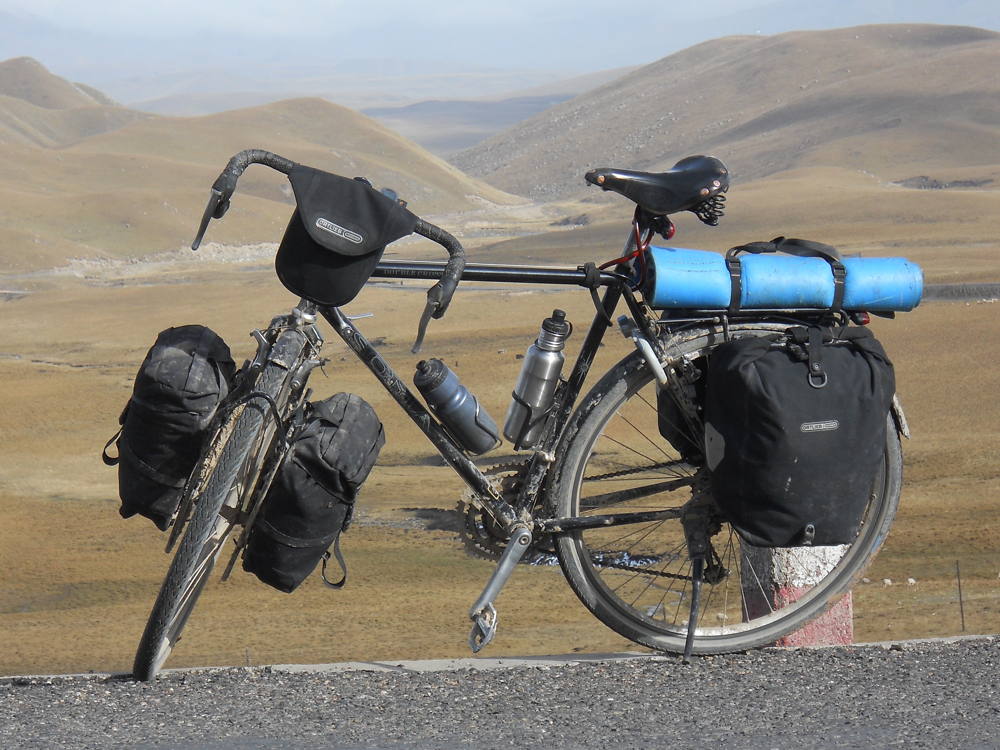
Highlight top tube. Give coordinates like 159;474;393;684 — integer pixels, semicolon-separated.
371;260;626;287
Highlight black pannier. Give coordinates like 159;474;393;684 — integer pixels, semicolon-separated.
703;325;895;547
242;392;385;593
109;325;236;530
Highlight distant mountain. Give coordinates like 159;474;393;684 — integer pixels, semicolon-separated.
0;56;110;109
361;67;639;156
713;0;1000;37
0;90;520;270
363;96;574;156
452;24;1000;200
119;67;573;114
0;57;149;148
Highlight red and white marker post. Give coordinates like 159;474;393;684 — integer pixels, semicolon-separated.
742;545;853;646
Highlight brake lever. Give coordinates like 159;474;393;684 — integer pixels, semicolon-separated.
192;189;222;250
411;297;437;354
191;188;230;250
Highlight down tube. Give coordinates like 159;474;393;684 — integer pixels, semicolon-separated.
318;306;515;517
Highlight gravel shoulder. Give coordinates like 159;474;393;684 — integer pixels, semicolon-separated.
2;637;997;749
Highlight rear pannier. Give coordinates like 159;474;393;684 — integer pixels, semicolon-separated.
703;325;895;547
242;392;385;593
108;325;236;530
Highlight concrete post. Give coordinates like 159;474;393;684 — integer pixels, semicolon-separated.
741;544;853;646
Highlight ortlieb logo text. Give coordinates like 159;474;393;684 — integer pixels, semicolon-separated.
800;420;839;433
316;217;363;244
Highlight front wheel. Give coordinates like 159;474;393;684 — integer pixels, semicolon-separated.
132;331;308;680
551;324;902;655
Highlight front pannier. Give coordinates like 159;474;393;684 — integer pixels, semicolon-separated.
242;392;385;593
702;326;895;547
111;325;236;530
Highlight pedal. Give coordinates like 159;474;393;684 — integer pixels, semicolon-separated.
466;525;532;653
468;604;498;652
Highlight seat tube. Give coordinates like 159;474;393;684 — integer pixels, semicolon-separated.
512;282;624;515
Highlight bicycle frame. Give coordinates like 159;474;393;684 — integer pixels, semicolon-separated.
129;148;911;675
318;259;656;538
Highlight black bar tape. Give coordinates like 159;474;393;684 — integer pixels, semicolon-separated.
414;219;466;318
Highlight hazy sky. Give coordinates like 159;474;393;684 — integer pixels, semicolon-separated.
4;0;771;38
2;0;997;103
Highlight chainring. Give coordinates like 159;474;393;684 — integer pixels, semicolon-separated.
458;458;556;563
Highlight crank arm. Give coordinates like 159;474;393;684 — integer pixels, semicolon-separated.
467;525;532;653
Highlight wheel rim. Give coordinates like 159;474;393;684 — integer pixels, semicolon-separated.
150;513;236;671
557;327;899;652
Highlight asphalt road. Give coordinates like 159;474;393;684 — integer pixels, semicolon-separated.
2;637;997;749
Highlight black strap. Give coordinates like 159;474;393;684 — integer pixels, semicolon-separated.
101;427;122;466
321;536;348;589
806;326;827;388
727;236;848;311
102;399;132;465
579;262;614;327
116;438;190;488
830;262;847;311
726;255;742;314
579;261;602;290
254;517;341;548
770;236;841;263
787;326;830;388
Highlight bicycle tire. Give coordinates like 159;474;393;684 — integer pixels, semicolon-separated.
551;323;902;655
132;330;308;680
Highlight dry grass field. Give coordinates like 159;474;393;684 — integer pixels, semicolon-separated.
0;238;996;676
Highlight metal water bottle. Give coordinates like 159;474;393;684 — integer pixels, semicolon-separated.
414;358;500;455
503;309;572;449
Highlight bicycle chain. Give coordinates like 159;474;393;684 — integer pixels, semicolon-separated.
597;559;691;581
583;459;697;483
595;543;727;583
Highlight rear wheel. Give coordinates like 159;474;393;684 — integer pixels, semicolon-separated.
552;324;902;654
132;331;308;680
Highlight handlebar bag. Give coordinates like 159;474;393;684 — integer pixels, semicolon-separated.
108;325;236;530
242;392;385;593
275;165;417;307
702;325;895;547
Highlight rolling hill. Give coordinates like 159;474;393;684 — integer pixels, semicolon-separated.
0;56;114;109
0;57;150;147
0;62;521;271
452;24;1000;200
3;25;999;274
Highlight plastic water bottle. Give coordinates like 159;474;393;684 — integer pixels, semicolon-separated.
413;359;499;455
503;309;572;449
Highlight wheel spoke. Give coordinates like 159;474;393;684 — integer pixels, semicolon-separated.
553;324;901;655
594;434;693;479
